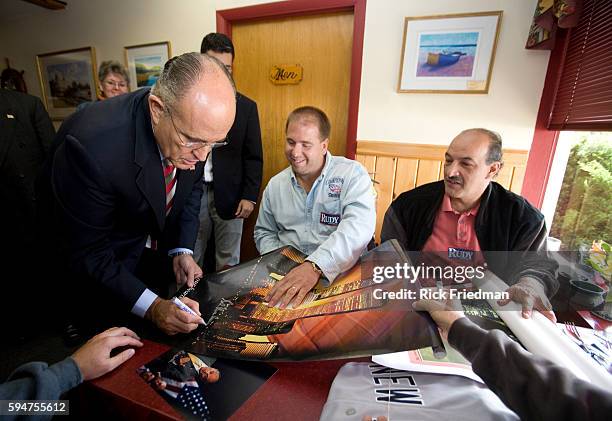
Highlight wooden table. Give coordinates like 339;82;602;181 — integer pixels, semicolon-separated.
71;339;362;421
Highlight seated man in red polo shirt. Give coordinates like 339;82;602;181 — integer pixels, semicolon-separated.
381;128;558;321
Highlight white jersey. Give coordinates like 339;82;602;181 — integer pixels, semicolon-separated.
320;362;518;421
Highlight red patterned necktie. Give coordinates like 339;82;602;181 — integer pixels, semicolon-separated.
148;160;176;250
163;159;177;215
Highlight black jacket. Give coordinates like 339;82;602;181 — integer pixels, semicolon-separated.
38;89;204;309
0;90;55;250
381;181;558;295
0;90;55;332
211;92;262;219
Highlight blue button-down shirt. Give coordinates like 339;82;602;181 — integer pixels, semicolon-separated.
254;152;376;283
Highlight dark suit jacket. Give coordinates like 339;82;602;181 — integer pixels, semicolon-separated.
211;92;262;219
41;89;204;309
0;89;55;250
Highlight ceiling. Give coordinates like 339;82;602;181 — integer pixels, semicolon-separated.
0;0;61;26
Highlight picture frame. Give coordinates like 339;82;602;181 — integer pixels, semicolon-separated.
124;41;172;92
35;47;98;120
397;11;502;94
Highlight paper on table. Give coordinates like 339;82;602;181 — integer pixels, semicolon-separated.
373;337;484;384
374;271;612;388
474;272;612;388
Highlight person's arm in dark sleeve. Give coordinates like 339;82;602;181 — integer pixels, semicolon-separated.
381;205;408;246
0;358;82;417
30;95;56;155
240;100;263;203
448;317;612;421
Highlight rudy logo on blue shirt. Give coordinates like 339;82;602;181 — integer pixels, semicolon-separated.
320;212;341;226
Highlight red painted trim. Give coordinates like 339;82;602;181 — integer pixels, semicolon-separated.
217;0;356;22
521;29;570;209
216;11;231;37
345;0;366;159
216;0;367;159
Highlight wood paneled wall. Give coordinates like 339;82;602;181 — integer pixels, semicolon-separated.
355;141;529;242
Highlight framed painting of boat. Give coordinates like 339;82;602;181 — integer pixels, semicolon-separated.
397;11;502;94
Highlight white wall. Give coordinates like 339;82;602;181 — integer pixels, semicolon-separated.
0;0;279;101
0;0;548;149
359;0;549;149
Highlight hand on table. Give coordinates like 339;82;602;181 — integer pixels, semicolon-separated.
146;297;204;335
265;262;321;309
71;327;143;381
173;253;203;289
498;277;556;323
235;199;255;219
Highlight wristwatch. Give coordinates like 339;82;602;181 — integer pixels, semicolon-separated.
306;260;323;278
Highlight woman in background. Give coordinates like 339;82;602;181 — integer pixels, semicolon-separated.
77;60;129;111
97;60;129;99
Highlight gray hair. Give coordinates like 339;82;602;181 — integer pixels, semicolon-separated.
98;60;130;85
150;52;235;110
460;128;504;165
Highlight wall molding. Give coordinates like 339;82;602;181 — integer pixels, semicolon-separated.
357;140;529;166
355;140;529;241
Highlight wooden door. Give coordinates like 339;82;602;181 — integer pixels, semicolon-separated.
232;11;354;260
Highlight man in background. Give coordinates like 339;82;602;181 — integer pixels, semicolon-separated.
0;89;55;339
195;33;263;270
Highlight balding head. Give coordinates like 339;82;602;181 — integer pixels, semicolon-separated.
457;128;503;165
151;52;235;109
443;128;503;211
149;52;236;170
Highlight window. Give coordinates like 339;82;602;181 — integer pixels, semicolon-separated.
542;132;612;251
548;0;612;130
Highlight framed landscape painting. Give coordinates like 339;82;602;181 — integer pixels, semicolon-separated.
36;47;98;120
124;41;172;91
398;11;502;94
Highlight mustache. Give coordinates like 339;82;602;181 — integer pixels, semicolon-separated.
446;175;463;184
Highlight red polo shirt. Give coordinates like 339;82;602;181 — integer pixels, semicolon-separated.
423;194;482;254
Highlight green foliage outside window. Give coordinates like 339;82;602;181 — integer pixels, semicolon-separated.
550;134;612;251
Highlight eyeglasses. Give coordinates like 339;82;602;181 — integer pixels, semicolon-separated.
103;79;127;89
167;108;228;150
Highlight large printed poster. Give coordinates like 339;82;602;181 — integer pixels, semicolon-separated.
177;240;443;361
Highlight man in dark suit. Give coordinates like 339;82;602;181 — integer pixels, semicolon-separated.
0;89;55;337
41;53;236;335
195;33;263;270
